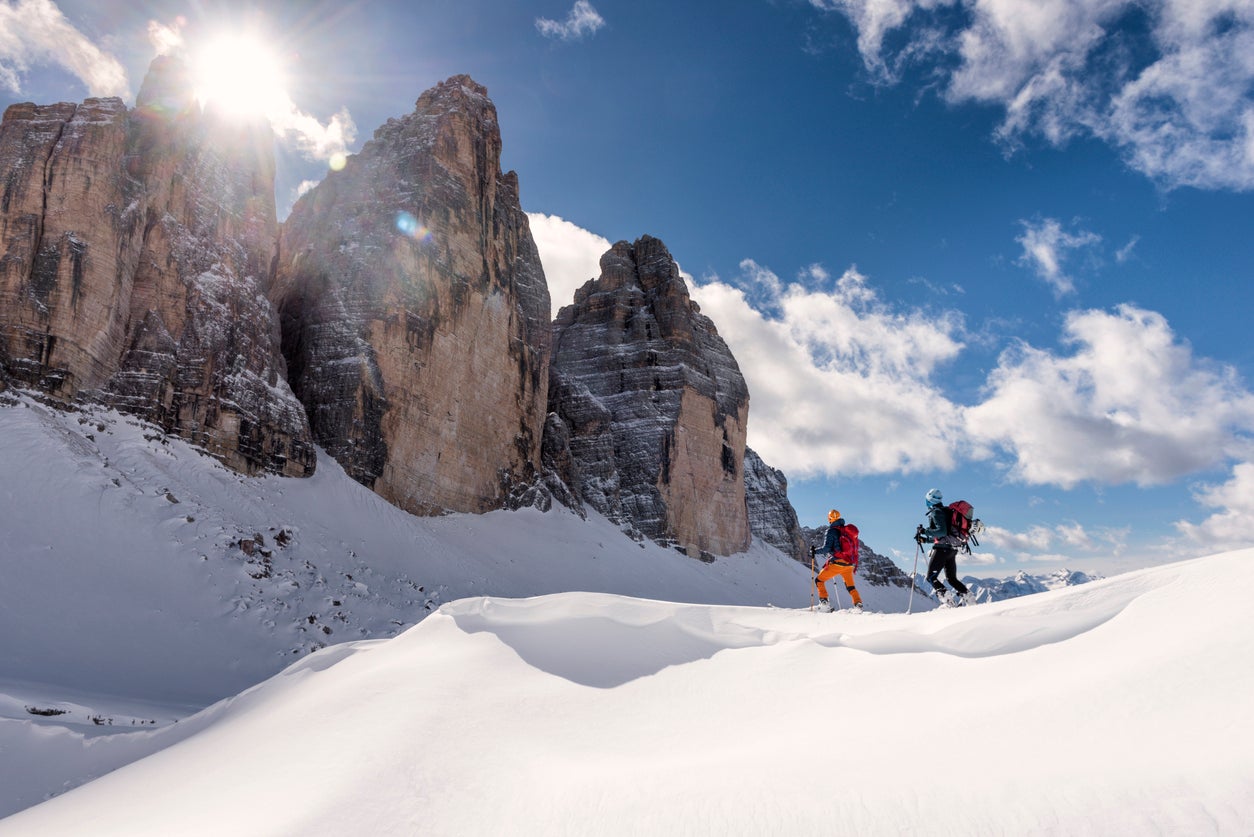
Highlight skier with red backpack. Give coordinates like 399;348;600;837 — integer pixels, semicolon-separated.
811;509;862;612
915;488;973;607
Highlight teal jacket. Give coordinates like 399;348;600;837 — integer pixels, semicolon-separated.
920;504;955;546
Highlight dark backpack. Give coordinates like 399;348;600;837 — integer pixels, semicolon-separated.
944;501;982;553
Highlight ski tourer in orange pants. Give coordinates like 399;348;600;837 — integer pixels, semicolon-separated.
812;509;863;611
815;559;862;608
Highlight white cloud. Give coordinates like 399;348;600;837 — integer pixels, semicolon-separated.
148;17;357;165
526;213;612;319
689;262;967;478
808;0;1254;192
147;19;183;56
268;105;357;162
1015;217;1101;296
0;0;129;98
536;1;606;42
1115;234;1140;264
981;520;1128;562
1174;461;1254;553
809;0;956;81
1102;3;1254;190
965;304;1254;488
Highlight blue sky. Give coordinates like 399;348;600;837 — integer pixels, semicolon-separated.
3;0;1253;576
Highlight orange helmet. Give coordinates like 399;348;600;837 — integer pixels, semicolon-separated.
828;509;840;524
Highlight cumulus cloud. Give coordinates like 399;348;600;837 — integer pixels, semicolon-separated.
808;0;1254;192
981;520;1128;563
527;213;613;318
1015;217;1102;296
689;262;967;478
965;305;1254;488
0;0;129;97
1174;462;1254;554
536;1;606;42
269;106;357;161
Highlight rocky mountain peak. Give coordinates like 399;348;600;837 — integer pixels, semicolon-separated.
273;74;550;515
134;54;196;115
744;447;808;561
0;56;312;476
547;235;751;558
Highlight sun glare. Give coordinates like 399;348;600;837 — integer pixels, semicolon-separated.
191;32;289;120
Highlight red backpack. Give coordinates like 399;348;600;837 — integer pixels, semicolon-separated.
835;522;860;566
945;501;982;553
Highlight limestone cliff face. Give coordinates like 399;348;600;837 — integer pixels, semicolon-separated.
0;57;314;476
272;75;551;514
546;236;751;558
744;447;808;562
0;98;137;395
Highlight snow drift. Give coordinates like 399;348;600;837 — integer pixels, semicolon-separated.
3;548;1252;835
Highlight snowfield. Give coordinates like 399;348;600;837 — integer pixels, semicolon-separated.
2;392;1251;834
2;554;1252;835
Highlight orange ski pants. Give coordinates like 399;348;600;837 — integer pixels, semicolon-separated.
815;561;862;606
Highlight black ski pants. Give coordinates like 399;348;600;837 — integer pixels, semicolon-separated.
926;545;969;595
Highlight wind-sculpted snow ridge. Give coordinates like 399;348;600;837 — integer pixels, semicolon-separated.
5;550;1249;836
445;568;1158;688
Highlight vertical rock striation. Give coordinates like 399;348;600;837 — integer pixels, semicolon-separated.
744;447;808;562
0;98;136;394
546;236;751;558
0;56;314;476
272;75;551;514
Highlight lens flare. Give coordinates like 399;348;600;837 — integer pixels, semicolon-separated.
396;211;433;243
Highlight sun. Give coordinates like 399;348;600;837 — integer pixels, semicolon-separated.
190;31;289;120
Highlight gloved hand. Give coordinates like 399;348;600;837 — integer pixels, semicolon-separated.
914;524;926;544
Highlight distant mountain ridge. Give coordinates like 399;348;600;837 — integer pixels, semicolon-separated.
961;568;1104;603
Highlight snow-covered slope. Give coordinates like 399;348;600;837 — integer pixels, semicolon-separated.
1;391;855;708
2;547;1251;835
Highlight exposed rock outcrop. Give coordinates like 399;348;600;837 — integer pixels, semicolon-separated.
0;57;314;476
744;447;808;562
546;236;751;558
272;75;551;514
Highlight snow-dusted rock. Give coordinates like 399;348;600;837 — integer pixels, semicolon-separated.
272;75;551;514
546;236;751;558
0;57;314;477
744;447;808;561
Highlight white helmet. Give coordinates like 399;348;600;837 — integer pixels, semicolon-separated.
925;488;943;507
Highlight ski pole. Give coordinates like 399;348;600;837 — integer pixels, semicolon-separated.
907;540;922;614
810;547;816;612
